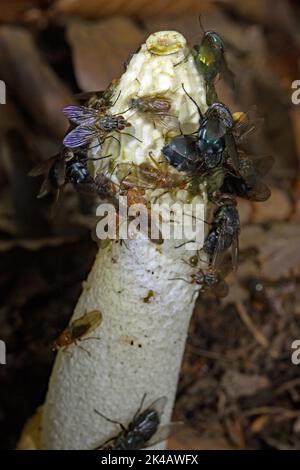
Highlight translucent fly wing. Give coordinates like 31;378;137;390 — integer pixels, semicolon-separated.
225;132;240;171
28;162;49;177
143;422;184;449
211;221;238;271
153;114;180;132
220;56;235;90
63;126;98;148
28;155;57;177
211;241;226;271
135;96;170;113
238;154;273;201
55;159;67;187
230;233;239;272
219;254;233;279
151;98;171;112
145;396;168;417
29;155;66;198
37;178;52;198
251;155;274;177
162;135;200;172
234;107;264;144
204;115;227;141
63;105;98;125
81;310;102;329
71;310;103;340
245;181;271;202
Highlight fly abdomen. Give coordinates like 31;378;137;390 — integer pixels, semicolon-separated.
66;161;91;185
203;229;218;256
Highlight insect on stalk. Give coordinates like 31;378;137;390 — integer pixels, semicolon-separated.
94;395;181;450
53;310;103;356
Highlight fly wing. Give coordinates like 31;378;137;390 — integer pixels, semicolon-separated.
63;105;98;125
220;56;235;89
63;126;98;148
230;232;239;272
225;132;240;171
211;220;239;271
251;155;274;176
205;115;227;140
143;422;184;449
238;154;273;201
210;222;224;269
234;106;264;144
37;178;52;198
29;155;66;197
28;155;57;177
148;98;171;114
55;158;67;187
81;310;103;331
153;114;180;131
71;310;103;339
145;396;168;417
219;254;233;278
246;181;271;202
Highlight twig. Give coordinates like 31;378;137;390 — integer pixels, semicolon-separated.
274;378;300;397
187;344;234;363
235;301;269;349
243;406;300;419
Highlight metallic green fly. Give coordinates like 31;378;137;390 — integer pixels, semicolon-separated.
192;18;235;105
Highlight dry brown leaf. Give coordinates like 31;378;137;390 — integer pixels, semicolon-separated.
224;417;245;449
17;406;42;450
221;0;300;45
237;198;253;226
221;280;248;306
0;190;17;236
221;370;270;400
239;225;266;251
0;0;41;24
239;223;300;281
66;17;145;91
54;0;212;18
168;425;234;450
0;236;78;252
259;223;300;280
1;130;51;237
251;187;291;224
294;417;300;434
0;27;73;138
251;415;270;434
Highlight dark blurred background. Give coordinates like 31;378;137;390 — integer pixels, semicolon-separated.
0;0;300;450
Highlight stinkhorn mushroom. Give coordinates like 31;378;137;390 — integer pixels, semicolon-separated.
41;31;208;450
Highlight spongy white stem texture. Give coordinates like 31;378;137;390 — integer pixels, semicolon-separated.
42;31;207;450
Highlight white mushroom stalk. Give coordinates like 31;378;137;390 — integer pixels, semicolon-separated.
42;31;208;450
